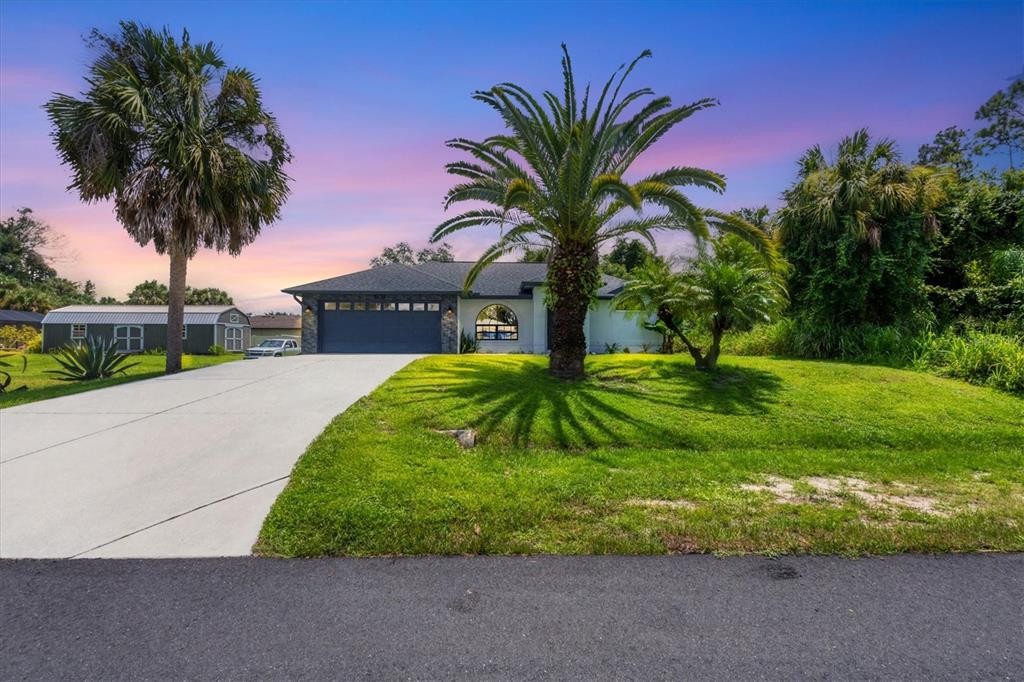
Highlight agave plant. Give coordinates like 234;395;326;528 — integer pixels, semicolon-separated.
0;352;28;393
47;338;140;381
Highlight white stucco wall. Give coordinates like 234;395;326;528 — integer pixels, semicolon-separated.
458;298;535;354
456;293;660;354
586;301;661;353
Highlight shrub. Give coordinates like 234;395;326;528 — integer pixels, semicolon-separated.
459;332;478;354
915;330;1024;393
0;325;41;351
142;347;166;355
47;337;140;381
207;344;227;355
0;352;27;393
603;342;621;354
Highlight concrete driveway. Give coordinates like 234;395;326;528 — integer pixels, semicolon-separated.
0;355;420;558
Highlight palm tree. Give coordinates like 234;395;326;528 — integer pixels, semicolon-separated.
776;129;942;250
615;237;785;371
45;22;290;373
431;46;773;379
682;235;786;369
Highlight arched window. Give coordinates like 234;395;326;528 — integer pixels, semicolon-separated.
475;304;518;341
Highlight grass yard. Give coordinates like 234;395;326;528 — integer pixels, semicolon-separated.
257;354;1024;557
0;352;241;408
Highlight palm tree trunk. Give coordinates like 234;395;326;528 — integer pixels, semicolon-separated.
704;328;723;371
165;244;188;374
658;307;706;367
548;241;597;380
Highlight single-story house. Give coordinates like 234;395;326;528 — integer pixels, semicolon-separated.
283;262;660;354
0;309;44;330
250;314;302;344
41;305;252;353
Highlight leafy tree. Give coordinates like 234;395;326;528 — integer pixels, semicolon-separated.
917;126;974;176
0;208;58;284
46;22;291;374
777;129;944;329
601;238;652;278
125;281;234;305
126;280;169;305
98;296;121;305
370;241;454;267
186;287;233;305
927;169;1024;322
973;79;1023;168
431;45;774;379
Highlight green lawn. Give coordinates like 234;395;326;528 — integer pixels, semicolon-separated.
257;354;1024;557
0;352;241;408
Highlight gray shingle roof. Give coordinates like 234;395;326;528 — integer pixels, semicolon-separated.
283;262;626;298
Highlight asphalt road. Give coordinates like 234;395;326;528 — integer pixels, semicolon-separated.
2;555;1021;680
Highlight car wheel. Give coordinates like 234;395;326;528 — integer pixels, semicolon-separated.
274;352;282;357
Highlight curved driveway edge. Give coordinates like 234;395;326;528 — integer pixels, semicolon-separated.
0;355;420;558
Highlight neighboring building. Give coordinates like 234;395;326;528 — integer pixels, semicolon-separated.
283;262;659;354
250;314;302;345
0;309;44;330
41;305;251;353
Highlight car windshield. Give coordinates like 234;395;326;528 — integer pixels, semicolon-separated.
257;340;284;348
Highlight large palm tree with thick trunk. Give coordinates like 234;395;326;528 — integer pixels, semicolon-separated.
432;46;772;380
46;22;290;373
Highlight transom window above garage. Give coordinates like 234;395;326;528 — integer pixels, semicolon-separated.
476;304;518;341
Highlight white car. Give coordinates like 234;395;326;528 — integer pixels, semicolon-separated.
244;338;301;358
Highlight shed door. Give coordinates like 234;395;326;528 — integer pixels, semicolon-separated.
319;303;441;353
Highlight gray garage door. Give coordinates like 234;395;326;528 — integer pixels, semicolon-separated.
319;304;442;353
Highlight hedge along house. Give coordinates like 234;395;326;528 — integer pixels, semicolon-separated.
283;262;660;354
41;305;252;354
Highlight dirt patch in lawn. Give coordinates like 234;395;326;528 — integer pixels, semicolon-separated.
742;475;954;517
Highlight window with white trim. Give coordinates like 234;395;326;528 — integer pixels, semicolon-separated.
71;324;87;340
114;325;143;352
224;327;244;351
229;313;239;323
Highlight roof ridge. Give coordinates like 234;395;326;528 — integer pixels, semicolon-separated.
402;262;465;289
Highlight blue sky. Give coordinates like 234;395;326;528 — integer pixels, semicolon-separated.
1;0;1021;310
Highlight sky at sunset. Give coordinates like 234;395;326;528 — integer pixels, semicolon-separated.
1;0;1022;312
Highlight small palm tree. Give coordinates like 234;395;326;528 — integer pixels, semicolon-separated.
46;22;291;373
616;237;785;370
683;235;787;369
432;46;773;379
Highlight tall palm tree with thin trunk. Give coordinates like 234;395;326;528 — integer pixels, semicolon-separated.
432;46;774;380
46;22;291;373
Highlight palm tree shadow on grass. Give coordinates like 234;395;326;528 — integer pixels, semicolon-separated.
400;358;783;449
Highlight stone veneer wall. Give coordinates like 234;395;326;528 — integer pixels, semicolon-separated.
300;295;319;354
440;295;458;354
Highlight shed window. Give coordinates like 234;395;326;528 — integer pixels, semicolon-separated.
114;325;143;353
229;313;240;323
181;325;188;340
71;324;87;340
476;304;518;341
